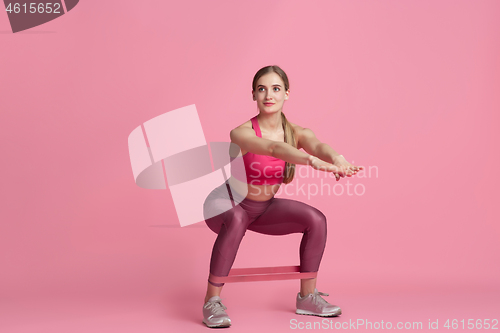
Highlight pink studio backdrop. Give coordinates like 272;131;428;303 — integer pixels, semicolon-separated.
1;0;499;332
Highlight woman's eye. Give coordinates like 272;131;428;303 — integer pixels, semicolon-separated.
274;87;280;91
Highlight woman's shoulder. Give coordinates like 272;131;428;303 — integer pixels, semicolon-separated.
288;121;304;132
232;119;253;131
229;120;254;157
288;121;307;143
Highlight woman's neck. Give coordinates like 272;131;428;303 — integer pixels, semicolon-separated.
257;112;283;134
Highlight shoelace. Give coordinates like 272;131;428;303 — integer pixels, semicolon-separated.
204;299;228;315
312;290;330;306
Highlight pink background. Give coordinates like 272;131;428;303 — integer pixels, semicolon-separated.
1;0;499;332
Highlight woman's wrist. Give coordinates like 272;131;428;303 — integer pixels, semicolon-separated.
308;155;318;165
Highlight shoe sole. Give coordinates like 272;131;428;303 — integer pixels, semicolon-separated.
296;309;342;317
202;318;231;328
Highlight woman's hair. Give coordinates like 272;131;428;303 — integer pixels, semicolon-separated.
252;65;296;184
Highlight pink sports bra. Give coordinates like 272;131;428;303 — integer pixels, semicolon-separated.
231;115;286;185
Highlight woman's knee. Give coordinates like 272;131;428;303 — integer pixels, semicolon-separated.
224;206;250;231
205;205;249;234
308;208;327;232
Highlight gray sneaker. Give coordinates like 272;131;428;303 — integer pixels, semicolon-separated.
202;296;232;328
296;288;342;317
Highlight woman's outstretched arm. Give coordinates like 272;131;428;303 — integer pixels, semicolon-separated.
297;128;342;165
297;127;363;179
230;127;323;166
230;126;347;177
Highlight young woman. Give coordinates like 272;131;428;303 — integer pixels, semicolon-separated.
202;65;362;328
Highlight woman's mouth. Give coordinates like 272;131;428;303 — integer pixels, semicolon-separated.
264;103;274;106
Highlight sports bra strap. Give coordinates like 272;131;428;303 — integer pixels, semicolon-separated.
250;116;262;138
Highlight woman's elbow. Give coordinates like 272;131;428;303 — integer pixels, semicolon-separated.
269;142;282;158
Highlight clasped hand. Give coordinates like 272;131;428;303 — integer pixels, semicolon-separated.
309;155;363;181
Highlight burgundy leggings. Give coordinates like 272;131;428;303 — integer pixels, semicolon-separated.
203;181;327;287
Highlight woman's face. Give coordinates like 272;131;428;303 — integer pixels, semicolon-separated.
253;72;289;113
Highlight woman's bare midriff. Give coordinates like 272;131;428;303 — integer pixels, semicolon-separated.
228;174;281;202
